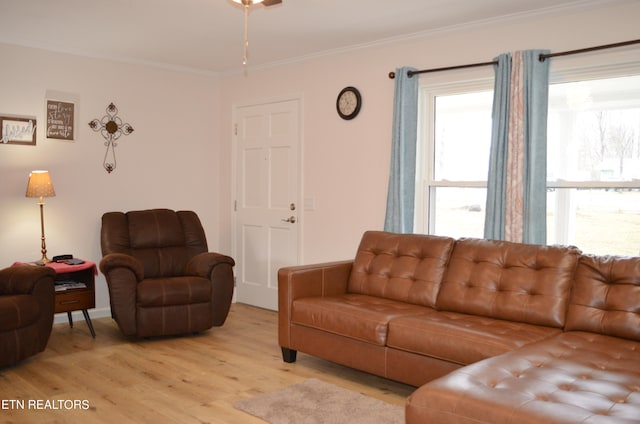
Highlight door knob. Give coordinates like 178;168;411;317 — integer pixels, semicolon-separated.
281;216;296;223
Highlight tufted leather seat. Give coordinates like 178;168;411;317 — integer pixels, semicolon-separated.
387;310;561;365
406;332;640;423
100;209;235;338
292;293;433;346
0;265;56;367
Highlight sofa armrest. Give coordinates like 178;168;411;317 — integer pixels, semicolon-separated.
278;260;353;300
278;260;353;349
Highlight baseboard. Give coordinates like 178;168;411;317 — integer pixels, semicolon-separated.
53;306;111;325
52;302;240;325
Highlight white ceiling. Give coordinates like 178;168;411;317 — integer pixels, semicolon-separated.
0;0;607;75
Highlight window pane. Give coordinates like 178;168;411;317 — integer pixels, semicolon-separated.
547;188;640;256
547;74;640;255
548;75;640;182
433;91;493;181
432;187;486;239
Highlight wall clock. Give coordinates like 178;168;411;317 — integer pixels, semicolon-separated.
336;86;362;120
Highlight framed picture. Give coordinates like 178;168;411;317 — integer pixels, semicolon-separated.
46;100;75;140
0;116;37;145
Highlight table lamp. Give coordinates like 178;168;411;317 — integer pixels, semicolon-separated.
25;170;56;264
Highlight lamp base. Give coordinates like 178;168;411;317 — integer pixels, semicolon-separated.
35;199;51;266
33;256;51;266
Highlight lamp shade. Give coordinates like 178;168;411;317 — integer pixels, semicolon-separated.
25;170;56;198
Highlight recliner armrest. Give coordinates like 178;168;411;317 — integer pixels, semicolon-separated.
0;266;56;295
99;253;144;281
186;252;235;279
187;252;236;327
99;253;144;336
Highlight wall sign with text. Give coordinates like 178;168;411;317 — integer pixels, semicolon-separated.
46;100;75;140
0;115;37;145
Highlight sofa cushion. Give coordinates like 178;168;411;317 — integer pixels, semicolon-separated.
405;332;640;424
566;254;640;341
348;231;455;308
387;311;560;365
291;294;432;345
0;295;40;332
437;238;581;327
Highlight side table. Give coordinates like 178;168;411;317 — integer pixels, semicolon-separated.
46;260;97;338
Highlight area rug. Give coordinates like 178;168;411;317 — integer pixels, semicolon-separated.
233;378;404;424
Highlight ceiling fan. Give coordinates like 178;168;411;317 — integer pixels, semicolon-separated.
231;0;283;65
231;0;282;6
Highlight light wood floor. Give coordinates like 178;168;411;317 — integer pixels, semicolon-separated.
0;304;414;423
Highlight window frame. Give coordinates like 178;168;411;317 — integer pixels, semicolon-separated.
415;72;494;234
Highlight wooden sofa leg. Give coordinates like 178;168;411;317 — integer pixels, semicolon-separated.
281;347;297;363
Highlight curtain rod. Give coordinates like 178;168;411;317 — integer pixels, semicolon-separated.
388;39;640;79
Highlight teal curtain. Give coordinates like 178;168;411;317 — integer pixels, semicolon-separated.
522;50;550;244
384;67;419;233
484;50;550;244
484;53;511;241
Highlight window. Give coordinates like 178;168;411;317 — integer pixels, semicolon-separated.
417;63;640;256
547;75;640;256
416;75;493;239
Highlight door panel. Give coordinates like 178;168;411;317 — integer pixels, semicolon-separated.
234;99;300;310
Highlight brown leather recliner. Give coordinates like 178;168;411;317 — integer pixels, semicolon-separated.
99;209;235;337
0;265;56;367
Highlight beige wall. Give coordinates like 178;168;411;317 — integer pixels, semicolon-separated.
219;1;640;264
0;44;222;318
0;1;637;318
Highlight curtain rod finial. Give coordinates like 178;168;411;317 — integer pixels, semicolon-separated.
388;71;395;79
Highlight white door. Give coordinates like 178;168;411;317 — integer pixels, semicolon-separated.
233;98;301;311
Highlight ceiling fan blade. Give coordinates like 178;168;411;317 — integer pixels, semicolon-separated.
262;0;282;6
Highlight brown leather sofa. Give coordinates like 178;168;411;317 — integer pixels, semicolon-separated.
278;231;640;423
100;209;235;338
0;265;56;367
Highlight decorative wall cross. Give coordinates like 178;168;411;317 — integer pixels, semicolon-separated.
88;103;134;173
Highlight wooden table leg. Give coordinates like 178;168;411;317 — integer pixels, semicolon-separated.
82;309;96;338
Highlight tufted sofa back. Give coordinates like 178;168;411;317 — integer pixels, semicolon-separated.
348;231;639;338
436;238;581;328
565;254;640;341
348;231;456;307
101;209;208;279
